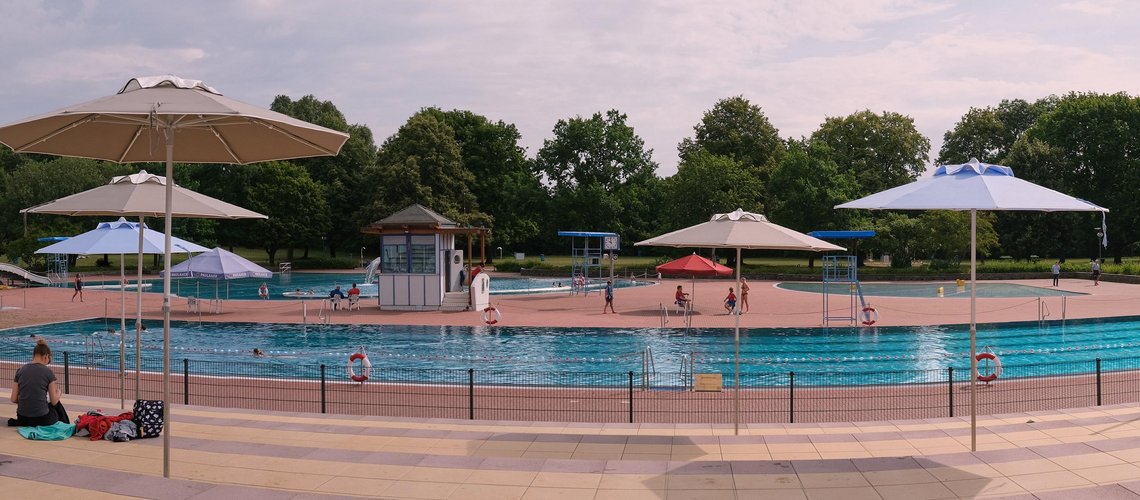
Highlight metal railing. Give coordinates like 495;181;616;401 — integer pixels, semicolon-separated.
11;351;1140;425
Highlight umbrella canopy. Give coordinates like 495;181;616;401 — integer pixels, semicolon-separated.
34;218;208;255
835;158;1108;451
636;209;844;434
0;75;349;478
638;209;846;251
163;247;272;280
656;253;732;277
22;170;266;219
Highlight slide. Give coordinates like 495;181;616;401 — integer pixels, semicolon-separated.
0;263;53;285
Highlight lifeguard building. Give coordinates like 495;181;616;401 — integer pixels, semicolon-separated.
361;204;489;311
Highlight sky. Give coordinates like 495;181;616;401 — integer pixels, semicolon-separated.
1;0;1139;177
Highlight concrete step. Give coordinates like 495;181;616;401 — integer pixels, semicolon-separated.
440;291;469;311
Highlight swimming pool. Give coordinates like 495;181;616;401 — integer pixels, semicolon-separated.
81;274;650;300
5;315;1137;386
777;281;1085;298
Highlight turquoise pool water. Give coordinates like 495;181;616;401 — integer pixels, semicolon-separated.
3;316;1136;386
777;281;1085;298
80;274;649;300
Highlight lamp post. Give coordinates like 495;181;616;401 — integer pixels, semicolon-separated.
360;247;366;268
497;246;503;260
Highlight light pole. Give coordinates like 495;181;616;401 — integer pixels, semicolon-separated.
360;247;366;269
497;246;503;260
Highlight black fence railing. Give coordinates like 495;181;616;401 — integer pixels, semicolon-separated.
3;352;1139;424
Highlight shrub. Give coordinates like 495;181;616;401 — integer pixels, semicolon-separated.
289;257;356;270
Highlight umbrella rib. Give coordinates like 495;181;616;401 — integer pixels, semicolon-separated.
248;117;341;157
206;125;242;163
118;127;145;164
6;114;98;151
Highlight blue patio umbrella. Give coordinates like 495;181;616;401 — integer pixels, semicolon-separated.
35;218;207;409
162;248;273;307
837;158;1108;451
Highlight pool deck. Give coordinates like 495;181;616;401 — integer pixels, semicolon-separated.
3;273;1140;498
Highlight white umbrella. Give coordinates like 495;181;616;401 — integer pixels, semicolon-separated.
836;158;1108;451
637;208;844;433
23;170;265;410
0;75;348;478
163;247;273;308
34;218;207;409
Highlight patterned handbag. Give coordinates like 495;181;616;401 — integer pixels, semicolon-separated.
131;400;164;438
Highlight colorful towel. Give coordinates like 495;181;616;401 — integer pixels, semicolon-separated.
17;421;76;441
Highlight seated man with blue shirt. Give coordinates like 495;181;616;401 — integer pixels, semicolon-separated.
328;285;346;309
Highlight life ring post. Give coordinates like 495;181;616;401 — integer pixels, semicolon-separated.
481;305;502;325
975;351;1002;383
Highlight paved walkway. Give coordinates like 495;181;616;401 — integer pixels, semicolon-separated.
4;274;1140;498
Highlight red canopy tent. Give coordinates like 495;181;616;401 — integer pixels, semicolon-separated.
656;253;732;303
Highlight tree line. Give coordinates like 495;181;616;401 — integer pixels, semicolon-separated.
2;92;1136;268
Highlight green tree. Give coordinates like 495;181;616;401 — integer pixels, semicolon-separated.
239;162;329;265
362;110;485;227
768;141;859;233
1009;92;1140;263
533;110;660;245
2;157;128;244
810;110;930;196
424;108;545;250
678;96;784;206
938;98;1057;165
660;150;764;232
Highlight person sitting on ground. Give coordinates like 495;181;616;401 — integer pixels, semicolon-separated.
724;287;737;313
674;285;690;309
328;285;346;309
8;339;68;427
252;348;265;357
258;283;269;300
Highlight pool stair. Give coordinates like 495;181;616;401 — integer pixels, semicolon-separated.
10;394;1140;498
440;291;469;311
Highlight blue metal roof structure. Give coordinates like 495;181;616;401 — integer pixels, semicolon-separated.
37;236;69;242
557;231;618;238
808;230;876;239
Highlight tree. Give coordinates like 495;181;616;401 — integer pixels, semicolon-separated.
423;108;545;249
938;98;1057;165
768;141;859;232
1009;92;1140;263
660;150;764;232
533;110;660;245
810;110;930;196
1;157;127;245
270;95;371;258
362;110;485;227
239;162;329;265
678;96;784;206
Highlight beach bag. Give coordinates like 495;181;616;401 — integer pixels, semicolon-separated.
132;399;163;438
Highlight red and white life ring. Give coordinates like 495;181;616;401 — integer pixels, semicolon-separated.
348;352;371;382
976;352;1002;382
861;306;878;326
482;305;502;325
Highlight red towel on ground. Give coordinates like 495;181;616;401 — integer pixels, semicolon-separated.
75;412;133;441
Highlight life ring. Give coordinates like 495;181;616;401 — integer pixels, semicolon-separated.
347;352;371;382
482;305;502;325
976;352;1002;382
861;306;878;326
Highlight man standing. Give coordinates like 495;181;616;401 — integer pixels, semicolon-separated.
1051;261;1061;287
1091;259;1101;286
602;280;615;314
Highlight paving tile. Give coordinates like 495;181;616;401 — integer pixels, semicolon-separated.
519;486;597;500
531;471;602;488
874;481;956;500
1070;463;1140;484
801;485;882;500
791;459;858;474
1007;470;1094;492
446;483;527;500
1033;484;1140;500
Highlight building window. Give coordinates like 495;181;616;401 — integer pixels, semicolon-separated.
381;234;436;274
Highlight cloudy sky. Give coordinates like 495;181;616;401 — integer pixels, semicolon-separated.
2;0;1138;176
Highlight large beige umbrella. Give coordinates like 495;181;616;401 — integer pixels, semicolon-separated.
636;209;844;433
0;75;348;478
22;170;265;407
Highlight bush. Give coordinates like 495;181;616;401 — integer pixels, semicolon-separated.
494;259;555;272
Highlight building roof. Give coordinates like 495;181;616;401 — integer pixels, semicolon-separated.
361;204;490;236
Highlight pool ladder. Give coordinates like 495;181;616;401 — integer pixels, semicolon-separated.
679;351;696;391
659;303;693;330
86;332;108;369
640;347;656;390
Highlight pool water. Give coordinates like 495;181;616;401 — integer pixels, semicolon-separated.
777;281;1085;298
80;274;649;301
4;316;1137;386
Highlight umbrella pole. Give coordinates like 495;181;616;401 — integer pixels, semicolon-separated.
136;217;144;400
162;137;173;478
734;247;741;435
970;210;978;451
120;256;125;410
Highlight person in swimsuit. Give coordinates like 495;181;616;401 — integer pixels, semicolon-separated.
739;278;750;313
724;287;737;313
71;274;84;302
